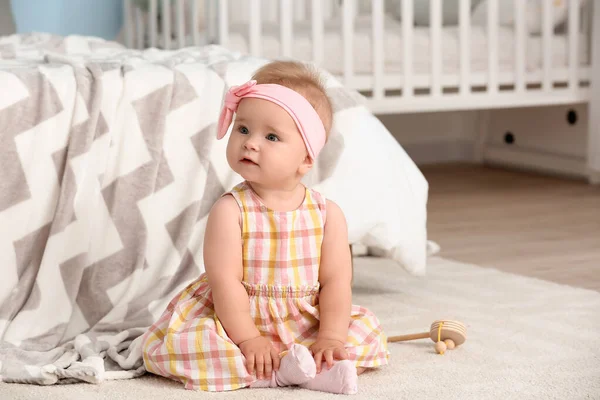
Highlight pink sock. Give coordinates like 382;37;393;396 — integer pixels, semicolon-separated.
300;360;358;395
249;344;316;388
275;344;317;386
249;375;277;388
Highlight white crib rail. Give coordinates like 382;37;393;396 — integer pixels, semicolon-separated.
122;0;594;114
568;0;580;90
311;0;324;65
430;0;442;97
280;0;293;58
371;0;385;100
402;0;413;98
459;0;470;96
542;0;553;92
342;0;355;85
514;0;526;93
487;0;498;95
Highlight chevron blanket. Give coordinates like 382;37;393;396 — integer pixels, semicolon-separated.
0;33;428;385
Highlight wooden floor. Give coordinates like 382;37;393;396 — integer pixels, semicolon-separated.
421;164;600;291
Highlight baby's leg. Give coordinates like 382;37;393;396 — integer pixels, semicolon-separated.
250;344;316;388
299;360;358;395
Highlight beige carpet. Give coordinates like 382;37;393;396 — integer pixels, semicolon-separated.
3;256;600;399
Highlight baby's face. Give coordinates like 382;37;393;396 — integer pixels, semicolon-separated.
226;98;311;187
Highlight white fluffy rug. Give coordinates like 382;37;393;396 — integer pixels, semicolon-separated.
3;256;600;400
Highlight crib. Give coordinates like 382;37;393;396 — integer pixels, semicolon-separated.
122;0;600;182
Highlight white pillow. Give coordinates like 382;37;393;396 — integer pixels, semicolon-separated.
310;103;431;276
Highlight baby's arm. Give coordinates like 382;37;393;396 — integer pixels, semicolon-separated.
312;200;353;369
203;195;260;344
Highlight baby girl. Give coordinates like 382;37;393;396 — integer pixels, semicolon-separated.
141;60;389;394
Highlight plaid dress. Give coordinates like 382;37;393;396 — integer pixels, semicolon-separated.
141;181;389;391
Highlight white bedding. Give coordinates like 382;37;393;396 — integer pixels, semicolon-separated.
223;14;590;76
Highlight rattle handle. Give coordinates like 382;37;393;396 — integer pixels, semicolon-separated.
387;332;430;342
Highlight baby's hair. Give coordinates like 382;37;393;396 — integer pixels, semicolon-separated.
251;60;333;138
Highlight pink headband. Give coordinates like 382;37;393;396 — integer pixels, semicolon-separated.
217;80;326;160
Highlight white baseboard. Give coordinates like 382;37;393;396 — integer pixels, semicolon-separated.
484;145;588;179
402;139;594;183
403;140;475;165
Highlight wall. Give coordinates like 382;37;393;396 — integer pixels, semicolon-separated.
487;104;588;158
10;0;123;40
376;104;589;171
376;111;481;165
482;104;589;178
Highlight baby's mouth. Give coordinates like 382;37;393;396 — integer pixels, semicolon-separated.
240;157;258;166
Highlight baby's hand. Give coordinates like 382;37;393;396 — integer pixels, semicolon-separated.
238;336;280;380
309;338;349;373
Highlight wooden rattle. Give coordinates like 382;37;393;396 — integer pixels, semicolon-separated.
386;320;467;355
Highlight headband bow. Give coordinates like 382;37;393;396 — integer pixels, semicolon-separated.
216;80;326;160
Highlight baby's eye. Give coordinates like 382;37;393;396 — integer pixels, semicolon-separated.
266;133;279;142
238;126;249;134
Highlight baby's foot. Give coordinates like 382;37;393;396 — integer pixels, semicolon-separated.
300;360;358;395
275;344;317;386
249;374;278;388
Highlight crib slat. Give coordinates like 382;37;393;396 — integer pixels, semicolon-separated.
459;0;471;95
342;0;355;85
372;0;384;99
402;0;413;98
542;0;553;91
249;0;262;56
568;0;579;90
124;0;134;48
514;0;526;92
149;0;158;47
176;0;185;48
135;7;145;49
487;0;498;94
218;0;229;46
162;0;171;49
311;0;324;65
280;0;293;58
430;0;442;96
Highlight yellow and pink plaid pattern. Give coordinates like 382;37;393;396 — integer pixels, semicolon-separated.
141;182;389;391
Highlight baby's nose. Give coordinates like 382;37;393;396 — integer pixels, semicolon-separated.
244;136;259;151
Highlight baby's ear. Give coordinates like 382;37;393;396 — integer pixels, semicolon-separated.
298;154;314;175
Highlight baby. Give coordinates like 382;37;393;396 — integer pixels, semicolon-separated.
141;60;389;394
